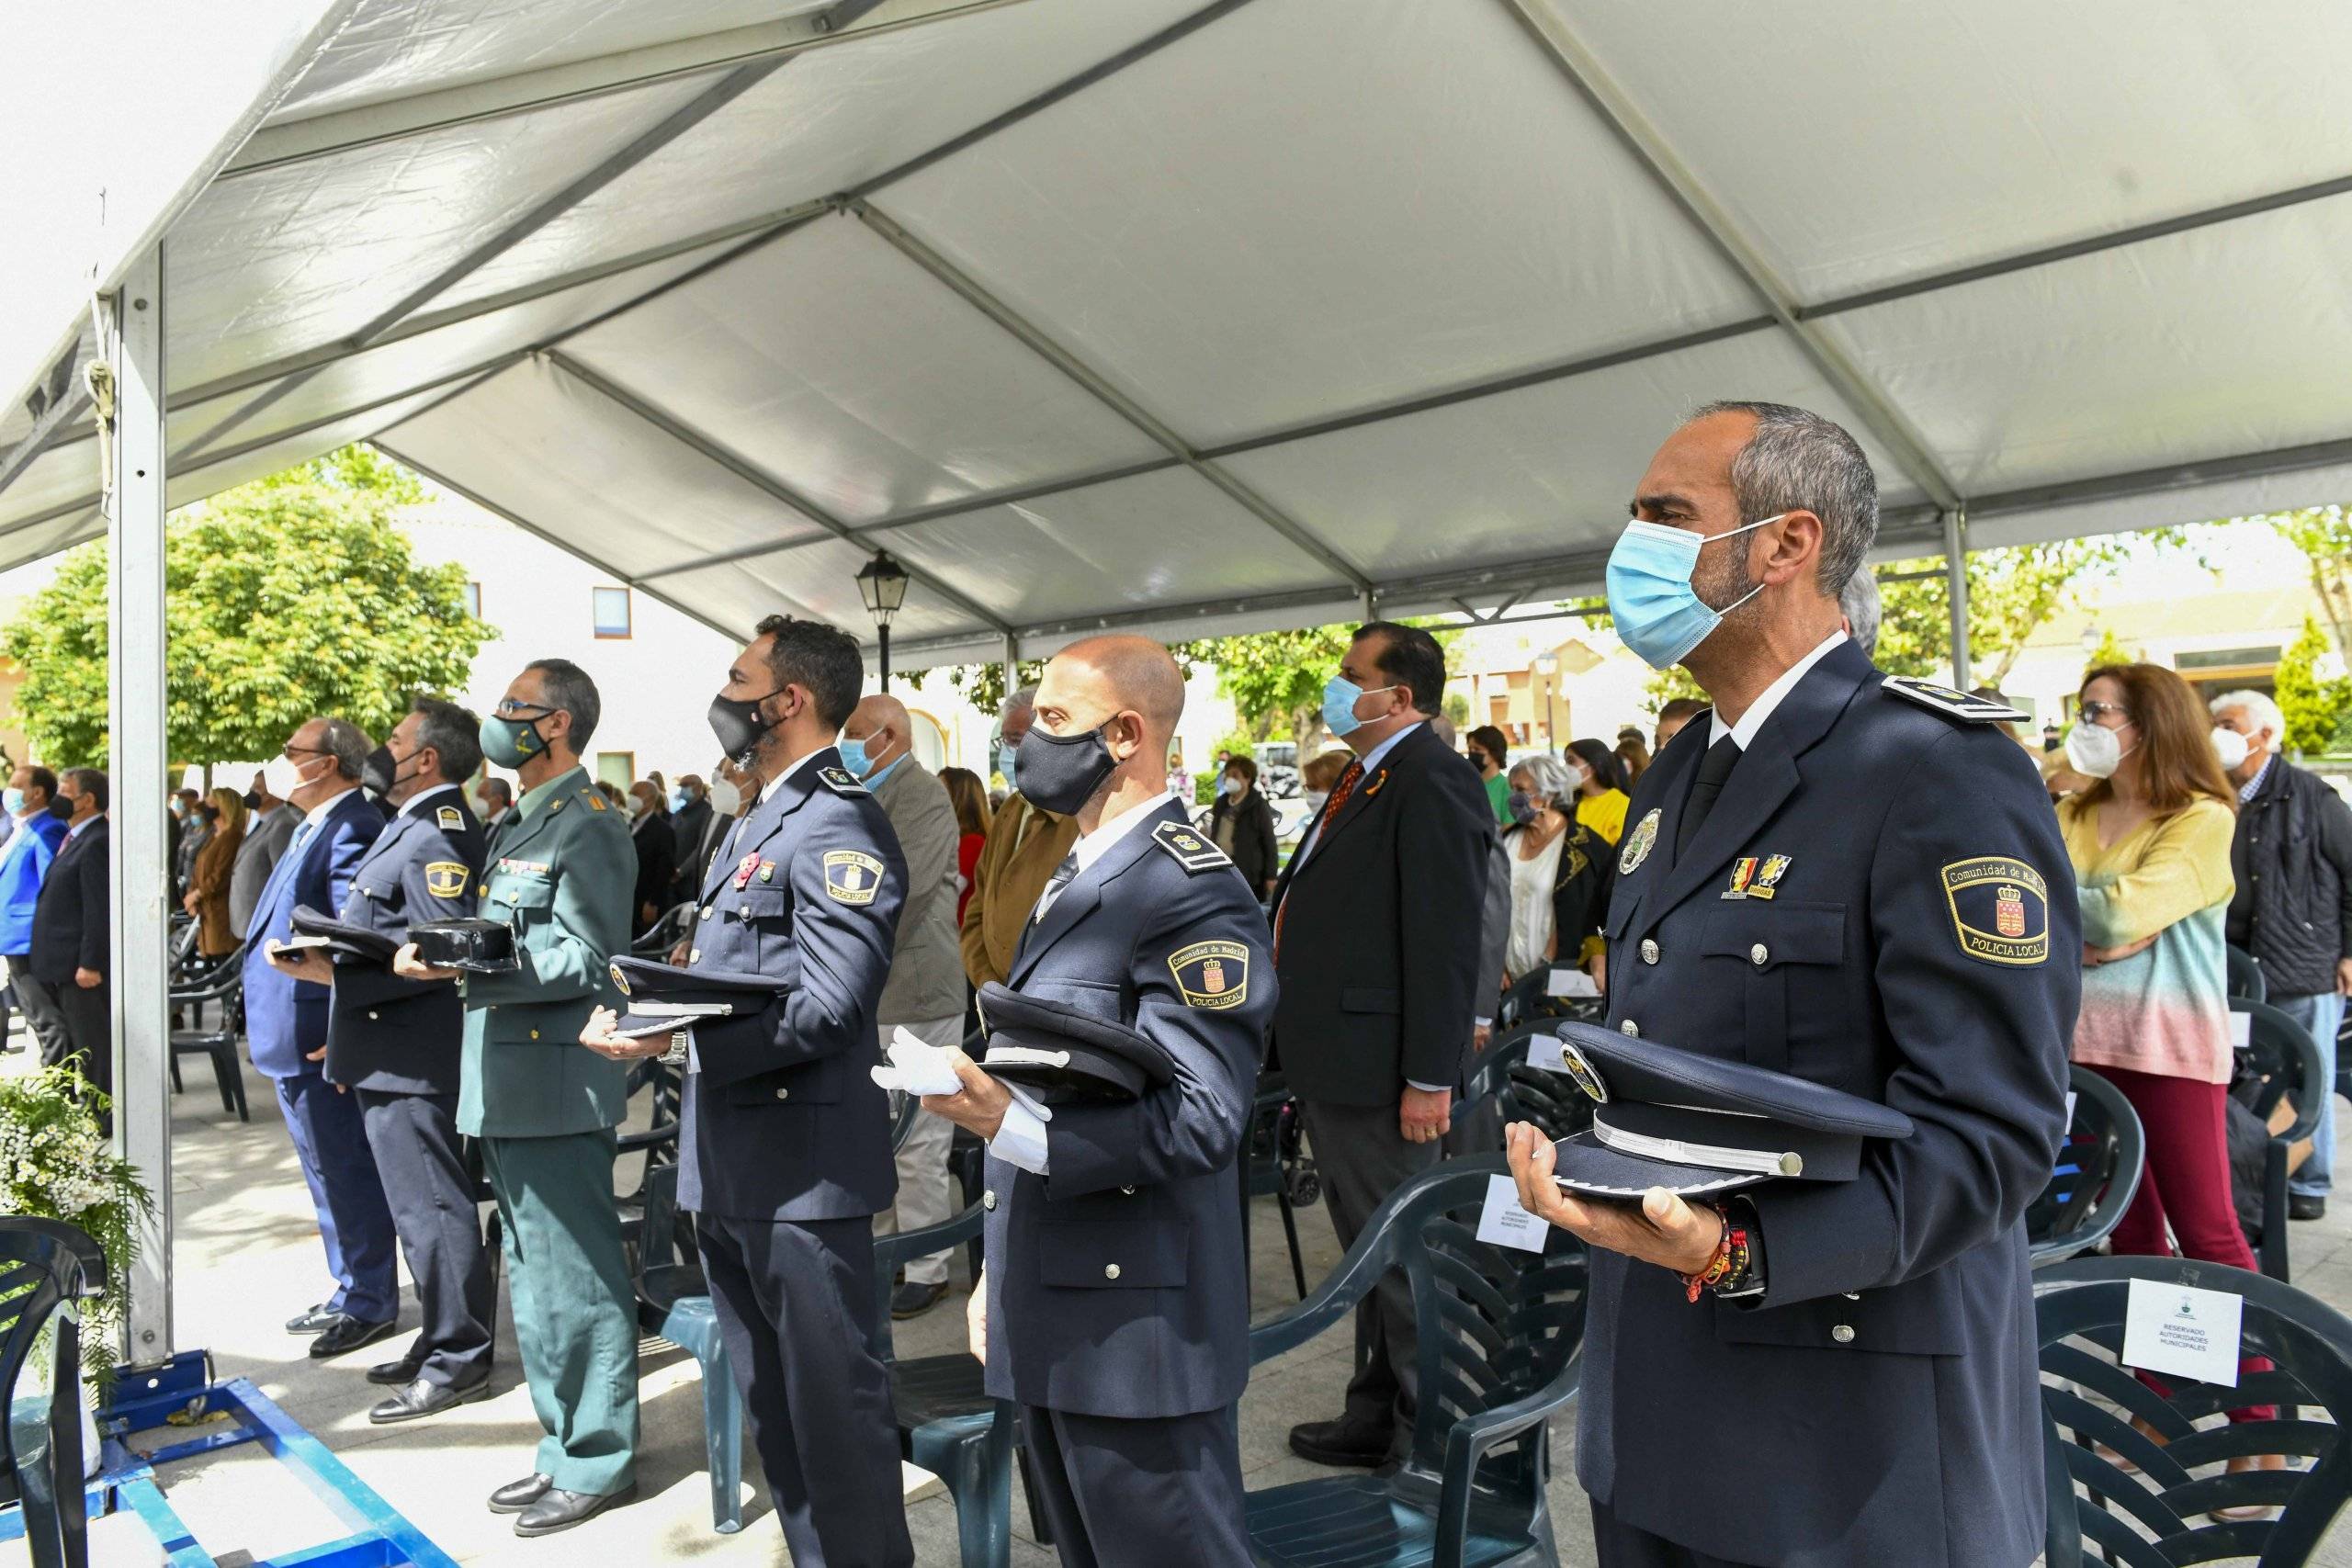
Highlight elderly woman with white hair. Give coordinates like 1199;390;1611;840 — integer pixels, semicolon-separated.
1499;750;1616;989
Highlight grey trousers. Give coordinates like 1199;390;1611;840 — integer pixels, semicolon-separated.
11;964;74;1068
1298;1097;1441;1441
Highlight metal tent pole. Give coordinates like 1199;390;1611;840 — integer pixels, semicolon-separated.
1943;505;1971;688
105;246;174;1363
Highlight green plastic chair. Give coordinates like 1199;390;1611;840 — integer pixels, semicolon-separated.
0;1216;104;1568
1245;1158;1587;1568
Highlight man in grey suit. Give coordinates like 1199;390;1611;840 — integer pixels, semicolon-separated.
231;773;300;935
840;693;967;1320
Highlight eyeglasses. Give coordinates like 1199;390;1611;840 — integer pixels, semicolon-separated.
2076;701;2132;727
493;699;554;719
281;744;331;761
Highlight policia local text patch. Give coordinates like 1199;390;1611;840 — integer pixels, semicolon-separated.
1940;857;2049;965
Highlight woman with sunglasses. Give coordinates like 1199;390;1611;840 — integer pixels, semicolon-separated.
2062;662;2279;1498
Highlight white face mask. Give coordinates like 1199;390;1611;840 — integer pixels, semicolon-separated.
708;777;744;816
1304;790;1329;814
2211;727;2251;772
262;751;322;802
2065;722;2133;780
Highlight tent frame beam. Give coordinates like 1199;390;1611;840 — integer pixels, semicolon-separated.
1500;0;1962;513
541;348;1014;636
844;198;1374;596
222;0;1023;177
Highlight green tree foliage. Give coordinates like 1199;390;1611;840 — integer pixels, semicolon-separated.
2079;626;2140;674
2274;615;2352;756
1872;536;2165;686
2266;506;2352;661
1;447;488;769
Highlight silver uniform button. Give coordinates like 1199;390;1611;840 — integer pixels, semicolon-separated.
773;1087;789;1101
368;1010;379;1021
1640;939;1659;964
1750;943;1769;966
983;1190;996;1211
689;949;702;964
699;906;713;920
1620;1020;1639;1037
1104;1264;1121;1280
1831;1324;1856;1345
1120;1185;1136;1196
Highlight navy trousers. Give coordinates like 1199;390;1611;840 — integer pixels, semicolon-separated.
695;1213;911;1567
357;1089;492;1386
1590;1500;1765;1568
276;1071;399;1325
1019;1403;1250;1567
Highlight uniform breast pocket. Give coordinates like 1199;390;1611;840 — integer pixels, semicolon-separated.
486;875;554;932
1699;901;1845;1073
730;886;793;964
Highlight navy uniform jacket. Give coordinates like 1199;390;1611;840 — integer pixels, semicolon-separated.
244;790;386;1080
324;788;486;1097
982;797;1275;1419
1579;637;2076;1568
682;747;907;1224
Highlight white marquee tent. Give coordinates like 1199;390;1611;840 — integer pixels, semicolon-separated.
6;0;2352;1351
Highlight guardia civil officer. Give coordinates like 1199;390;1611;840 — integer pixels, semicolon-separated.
922;635;1275;1566
271;698;494;1421
582;615;913;1568
1504;401;2076;1568
395;660;638;1536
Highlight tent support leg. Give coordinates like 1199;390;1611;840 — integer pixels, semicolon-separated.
1942;505;1971;688
105;244;174;1364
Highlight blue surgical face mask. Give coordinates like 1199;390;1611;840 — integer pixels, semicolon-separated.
836;737;872;778
2;789;22;816
995;740;1019;780
1604;514;1782;670
1322;675;1399;739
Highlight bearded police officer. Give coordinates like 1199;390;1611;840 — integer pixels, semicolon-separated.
1505;402;2076;1568
582;615;913;1568
922;635;1275;1566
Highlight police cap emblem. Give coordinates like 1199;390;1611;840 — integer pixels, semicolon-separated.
823;849;885;904
609;961;631;997
1168;940;1250;1009
1941;857;2049;965
1559;1036;1609;1104
1620;808;1662;874
424;861;468;898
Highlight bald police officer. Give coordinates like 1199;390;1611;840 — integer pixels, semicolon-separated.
923;635;1275;1566
1506;401;2076;1568
582;615;913;1568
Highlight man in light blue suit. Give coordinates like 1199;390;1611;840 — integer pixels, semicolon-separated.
249;716;399;1359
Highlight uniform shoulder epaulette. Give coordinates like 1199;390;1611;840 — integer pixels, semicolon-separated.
1151;818;1232;874
435;804;464;832
817;766;868;795
1881;675;2028;725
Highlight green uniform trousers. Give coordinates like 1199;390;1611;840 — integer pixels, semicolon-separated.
482;1129;639;1495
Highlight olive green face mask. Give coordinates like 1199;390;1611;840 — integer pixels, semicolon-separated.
479;711;550;769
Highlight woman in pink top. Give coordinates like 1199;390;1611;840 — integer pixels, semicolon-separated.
2063;663;2277;1490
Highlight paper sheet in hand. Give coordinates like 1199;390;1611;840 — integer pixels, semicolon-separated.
1545;967;1600;998
1529;1031;1567;1073
2120;1276;2243;1388
1475;1174;1549;1253
871;1027;967;1097
273;935;333;953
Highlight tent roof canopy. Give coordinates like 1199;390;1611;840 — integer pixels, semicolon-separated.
7;0;2352;667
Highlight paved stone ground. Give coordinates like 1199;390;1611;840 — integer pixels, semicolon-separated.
10;1042;2352;1565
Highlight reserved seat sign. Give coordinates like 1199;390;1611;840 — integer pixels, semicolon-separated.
2120;1277;2244;1388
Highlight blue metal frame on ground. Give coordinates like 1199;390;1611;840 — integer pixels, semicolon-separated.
0;1351;458;1568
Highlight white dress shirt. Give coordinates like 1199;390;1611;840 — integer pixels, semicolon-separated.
1708;631;1849;751
1290;720;1423;868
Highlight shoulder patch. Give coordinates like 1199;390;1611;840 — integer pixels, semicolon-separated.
436;805;464;830
822;849;885;904
1169;940;1250;1009
582;788;606;810
818;766;869;795
1883;675;2028;724
1152;819;1231;874
1941;857;2049;965
424;861;468;899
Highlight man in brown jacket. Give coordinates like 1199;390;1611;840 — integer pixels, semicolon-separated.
958;685;1080;989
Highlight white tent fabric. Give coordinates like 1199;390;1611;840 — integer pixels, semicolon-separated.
6;0;2352;667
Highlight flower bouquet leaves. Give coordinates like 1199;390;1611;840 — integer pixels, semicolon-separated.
0;1067;155;1391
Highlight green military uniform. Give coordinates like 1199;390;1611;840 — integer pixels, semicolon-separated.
458;764;638;1497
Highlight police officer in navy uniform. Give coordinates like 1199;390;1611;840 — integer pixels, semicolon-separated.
922;635;1275;1567
581;615;913;1568
1504;402;2077;1568
277;697;496;1422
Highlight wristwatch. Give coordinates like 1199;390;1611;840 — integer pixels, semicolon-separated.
1714;1195;1768;1300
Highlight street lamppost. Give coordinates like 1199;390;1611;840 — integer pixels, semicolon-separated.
856;550;910;691
1532;651;1558;750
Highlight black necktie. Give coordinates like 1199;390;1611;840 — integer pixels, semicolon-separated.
1676;737;1741;861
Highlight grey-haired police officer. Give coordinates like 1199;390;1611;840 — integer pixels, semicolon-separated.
922;635;1275;1567
1507;403;2077;1568
581;615;912;1568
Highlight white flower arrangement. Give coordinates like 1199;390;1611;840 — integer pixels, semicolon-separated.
1;1067;153;1390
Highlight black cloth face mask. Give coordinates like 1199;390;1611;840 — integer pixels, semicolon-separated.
707;687;786;763
1014;721;1122;816
361;742;424;799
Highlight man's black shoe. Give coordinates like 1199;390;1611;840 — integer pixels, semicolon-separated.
366;1354;425;1386
488;1473;553;1514
368;1377;490;1426
514;1483;636;1537
2291;1194;2328;1221
309;1315;400;1359
286;1303;340;1335
890;1279;950;1320
1287;1417;1393;1468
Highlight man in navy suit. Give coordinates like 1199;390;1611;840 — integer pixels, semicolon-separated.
923;636;1276;1565
27;769;113;1103
252;717;400;1359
